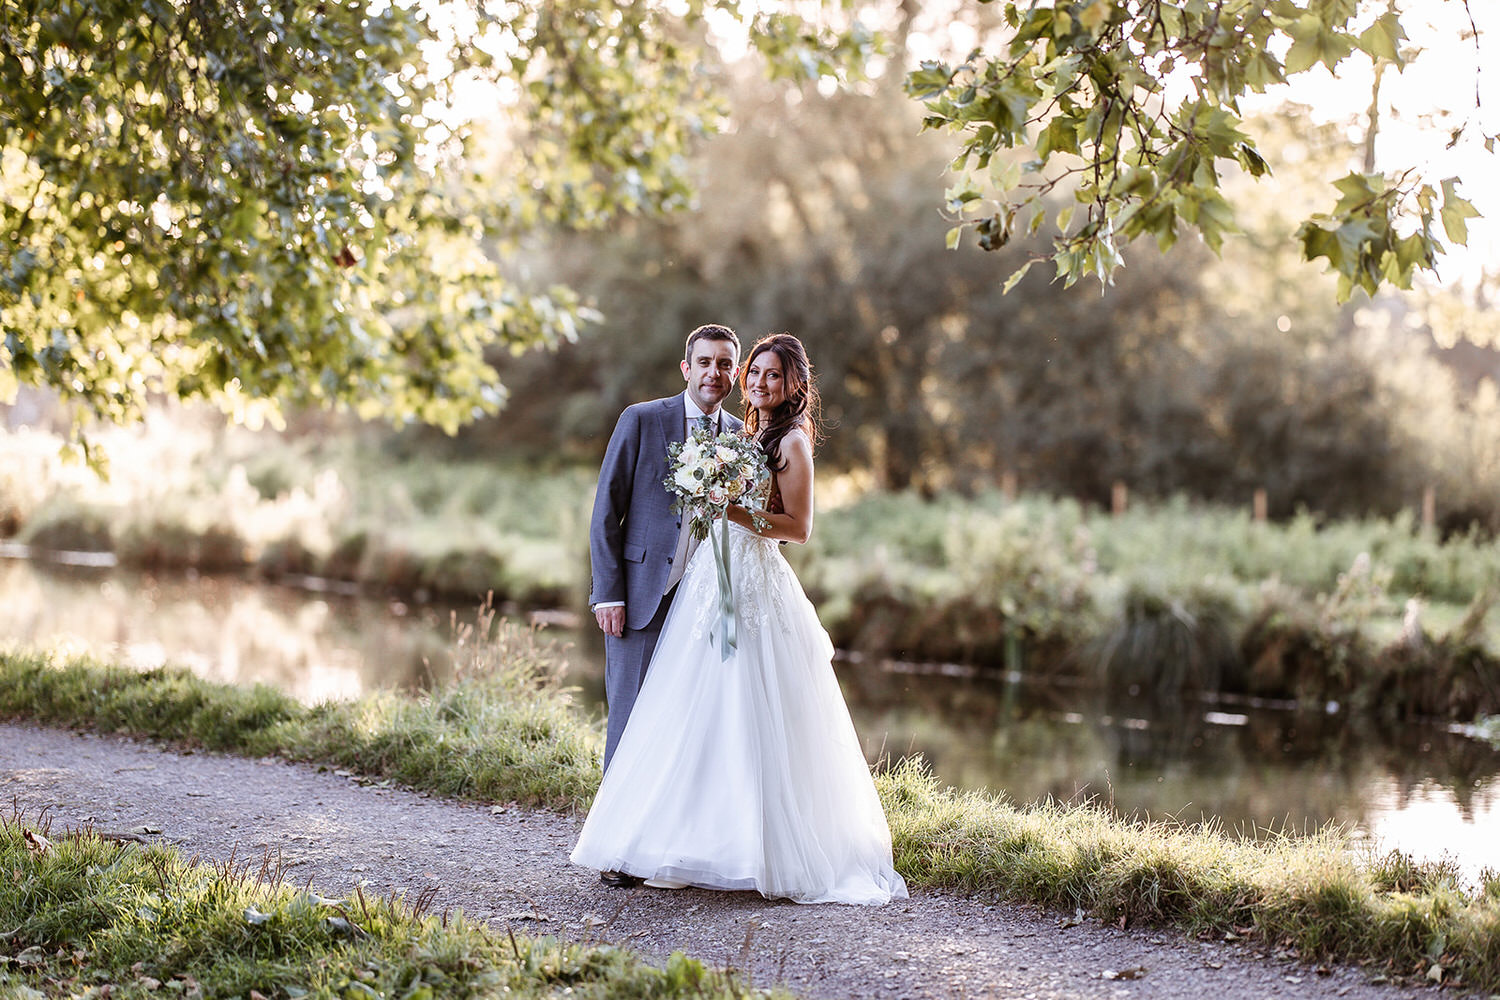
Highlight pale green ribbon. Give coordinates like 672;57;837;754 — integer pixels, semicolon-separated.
706;512;736;661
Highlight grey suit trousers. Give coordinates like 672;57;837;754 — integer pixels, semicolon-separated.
602;583;675;771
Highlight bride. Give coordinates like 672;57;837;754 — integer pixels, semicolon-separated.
571;333;907;905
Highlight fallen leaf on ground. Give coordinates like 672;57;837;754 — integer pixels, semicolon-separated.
22;829;52;854
1427;963;1445;983
504;911;550;922
1058;908;1084;929
129;825;162;835
1101;966;1147;980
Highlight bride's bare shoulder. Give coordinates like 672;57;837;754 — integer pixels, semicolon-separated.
781;428;813;466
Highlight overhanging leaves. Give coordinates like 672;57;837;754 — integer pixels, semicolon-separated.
907;0;1489;298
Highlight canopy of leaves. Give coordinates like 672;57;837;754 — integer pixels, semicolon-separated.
907;0;1491;300
0;0;867;438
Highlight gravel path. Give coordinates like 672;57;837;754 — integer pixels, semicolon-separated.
4;721;1428;1000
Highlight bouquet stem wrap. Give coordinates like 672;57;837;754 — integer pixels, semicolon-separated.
707;513;736;661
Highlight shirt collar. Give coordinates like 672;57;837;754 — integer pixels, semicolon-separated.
684;395;719;427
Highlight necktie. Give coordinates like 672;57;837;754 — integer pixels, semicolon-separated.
697;414;715;437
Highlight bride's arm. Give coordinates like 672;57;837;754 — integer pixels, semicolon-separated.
727;430;814;544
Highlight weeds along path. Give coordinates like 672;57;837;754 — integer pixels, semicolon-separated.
4;721;1423;1000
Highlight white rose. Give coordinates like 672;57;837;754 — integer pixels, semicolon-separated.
674;466;700;492
707;484;728;506
716;444;738;463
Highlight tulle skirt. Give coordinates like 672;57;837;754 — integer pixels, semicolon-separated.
571;522;907;905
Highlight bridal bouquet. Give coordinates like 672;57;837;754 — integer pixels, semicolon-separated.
664;426;771;660
665;427;770;539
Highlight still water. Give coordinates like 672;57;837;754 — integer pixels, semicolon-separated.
5;556;1498;878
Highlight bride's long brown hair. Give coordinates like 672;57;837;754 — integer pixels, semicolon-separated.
740;334;821;472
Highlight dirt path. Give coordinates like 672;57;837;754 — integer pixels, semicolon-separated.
3;721;1426;1000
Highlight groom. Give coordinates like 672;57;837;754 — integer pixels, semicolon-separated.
588;325;742;859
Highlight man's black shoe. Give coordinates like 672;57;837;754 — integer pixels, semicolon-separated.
600;870;642;888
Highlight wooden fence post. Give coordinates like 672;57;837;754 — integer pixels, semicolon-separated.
1111;480;1128;517
1000;470;1018;500
1253;488;1268;522
1422;486;1436;530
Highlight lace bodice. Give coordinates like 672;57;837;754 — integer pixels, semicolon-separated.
682;517;809;649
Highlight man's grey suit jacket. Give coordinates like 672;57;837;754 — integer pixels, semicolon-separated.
589;392;744;631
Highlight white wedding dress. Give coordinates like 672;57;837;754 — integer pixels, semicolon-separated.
572;518;907;905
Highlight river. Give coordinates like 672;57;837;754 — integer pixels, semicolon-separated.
5;555;1498;880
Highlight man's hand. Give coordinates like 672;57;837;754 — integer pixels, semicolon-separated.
595;605;625;638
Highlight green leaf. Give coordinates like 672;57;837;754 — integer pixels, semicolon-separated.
1237;143;1270;178
907;62;953;100
1440;178;1481;245
989;156;1023;193
1283;15;1324;74
1002;258;1038;294
1331;172;1384;215
944;177;983;213
1077;1;1110;37
1038;115;1081;158
1357;11;1406;67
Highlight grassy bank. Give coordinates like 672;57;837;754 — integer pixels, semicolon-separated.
5;423;1500;718
0;815;782;1000
5;643;1500;991
0;422;590;608
800;491;1500;721
0;608;599;811
883;761;1500;991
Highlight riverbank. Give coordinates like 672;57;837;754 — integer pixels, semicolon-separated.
5;423;1500;720
4;639;1499;991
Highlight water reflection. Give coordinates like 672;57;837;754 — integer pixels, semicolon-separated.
4;556;1498;877
0;560;456;703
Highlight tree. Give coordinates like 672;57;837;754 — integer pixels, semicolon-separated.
908;0;1491;301
0;0;867;439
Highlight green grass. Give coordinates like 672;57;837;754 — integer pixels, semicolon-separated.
0;816;785;1000
878;759;1500;990
6;634;1500;991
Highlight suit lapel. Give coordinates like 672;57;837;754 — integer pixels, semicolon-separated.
660;393;685;447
